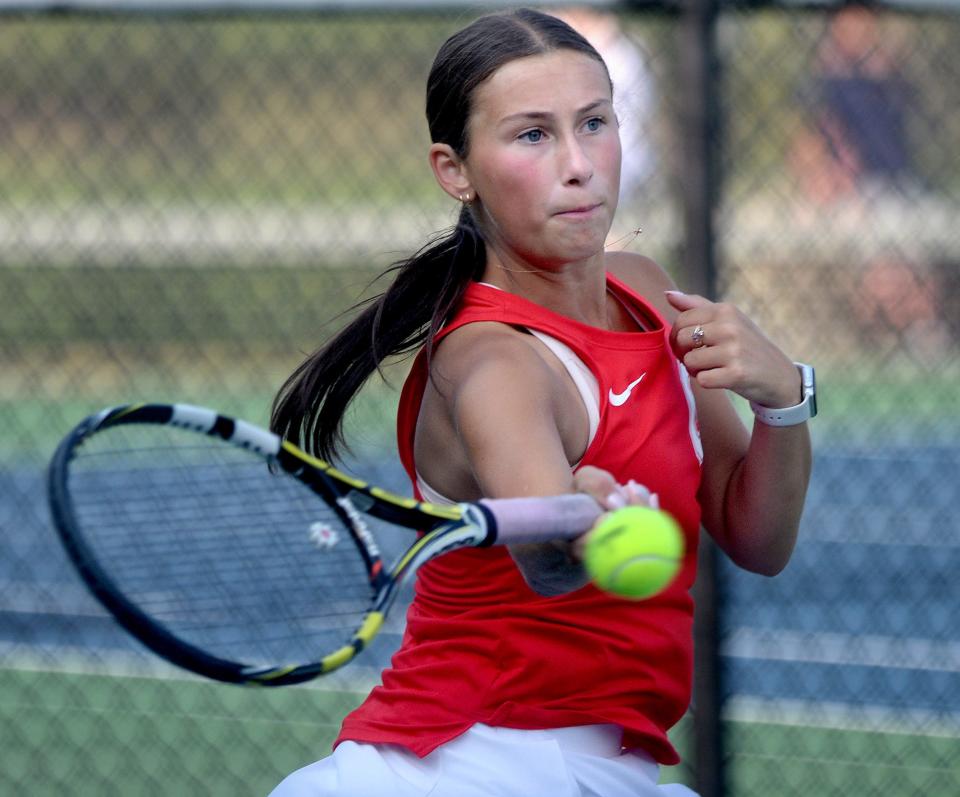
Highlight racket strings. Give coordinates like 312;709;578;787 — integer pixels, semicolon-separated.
66;425;376;667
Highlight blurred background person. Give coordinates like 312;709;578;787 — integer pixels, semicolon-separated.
791;5;921;204
789;5;949;360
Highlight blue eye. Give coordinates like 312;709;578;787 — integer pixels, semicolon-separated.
520;129;544;143
585;117;604;132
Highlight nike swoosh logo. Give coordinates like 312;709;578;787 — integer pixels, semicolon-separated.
608;373;646;407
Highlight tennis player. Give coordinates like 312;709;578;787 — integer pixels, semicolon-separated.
269;8;813;796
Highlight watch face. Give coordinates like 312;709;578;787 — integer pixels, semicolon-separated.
801;364;817;417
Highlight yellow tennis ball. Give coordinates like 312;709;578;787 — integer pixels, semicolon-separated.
584;506;684;600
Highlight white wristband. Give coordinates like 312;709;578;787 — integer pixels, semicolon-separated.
749;362;817;427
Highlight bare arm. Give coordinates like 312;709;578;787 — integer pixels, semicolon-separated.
608;254;812;576
667;290;812;575
419;324;625;595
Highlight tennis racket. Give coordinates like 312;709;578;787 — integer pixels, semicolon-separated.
47;403;603;686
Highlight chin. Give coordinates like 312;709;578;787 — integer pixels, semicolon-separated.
548;242;607;266
562;227;611;258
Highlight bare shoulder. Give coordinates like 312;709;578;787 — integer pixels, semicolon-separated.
419;319;574;500
428;321;556;400
605;251;679;320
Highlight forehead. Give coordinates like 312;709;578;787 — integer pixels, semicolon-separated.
470;50;611;122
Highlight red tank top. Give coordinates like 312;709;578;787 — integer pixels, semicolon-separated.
337;276;703;764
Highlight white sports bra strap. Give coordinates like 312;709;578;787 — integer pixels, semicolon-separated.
527;330;600;453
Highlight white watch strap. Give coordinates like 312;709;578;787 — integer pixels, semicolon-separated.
750;363;816;427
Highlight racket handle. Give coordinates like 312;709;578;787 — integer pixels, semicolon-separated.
475;493;604;544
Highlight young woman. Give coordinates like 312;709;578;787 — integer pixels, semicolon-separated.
268;9;813;796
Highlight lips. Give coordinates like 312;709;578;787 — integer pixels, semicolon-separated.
555;203;602;216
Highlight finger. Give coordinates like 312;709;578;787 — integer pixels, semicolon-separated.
668;299;719;357
681;338;736;377
672;320;715;361
693;366;737;391
686;350;759;392
664;290;711;313
673;306;722;336
624;480;660;509
572;465;625;510
679;312;744;355
573;480;660;561
674;299;749;339
570;533;591;563
687;323;709;351
571;466;630;561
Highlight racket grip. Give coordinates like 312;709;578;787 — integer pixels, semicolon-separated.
476;494;604;544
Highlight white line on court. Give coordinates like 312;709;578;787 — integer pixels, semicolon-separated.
725;695;960;738
0;643;381;693
723;627;960;673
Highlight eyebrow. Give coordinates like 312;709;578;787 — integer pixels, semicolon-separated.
498;99;612;126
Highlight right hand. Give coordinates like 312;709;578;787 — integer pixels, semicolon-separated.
570;465;660;561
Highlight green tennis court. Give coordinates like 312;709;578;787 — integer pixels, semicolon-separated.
3;666;955;796
0;666;363;796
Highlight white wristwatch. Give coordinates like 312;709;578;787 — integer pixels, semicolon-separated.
750;362;817;427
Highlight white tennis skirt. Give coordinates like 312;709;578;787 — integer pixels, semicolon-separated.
268;723;700;797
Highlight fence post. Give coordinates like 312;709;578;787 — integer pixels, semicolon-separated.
677;0;725;793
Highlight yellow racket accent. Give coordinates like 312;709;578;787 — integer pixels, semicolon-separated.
318;611;385;673
320;644;358;673
355;611;384;643
368;487;461;521
417;503;462;521
392;531;445;572
281;441;369;489
283;441;462;522
369;487;419;508
252;664;298;683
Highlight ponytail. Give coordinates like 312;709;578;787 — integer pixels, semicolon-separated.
273;8;603;460
270;207;485;461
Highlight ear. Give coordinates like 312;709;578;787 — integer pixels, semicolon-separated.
429;143;474;203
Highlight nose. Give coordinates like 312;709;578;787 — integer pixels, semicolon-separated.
559;135;593;185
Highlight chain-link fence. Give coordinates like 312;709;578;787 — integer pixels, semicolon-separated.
1;3;958;795
716;8;959;795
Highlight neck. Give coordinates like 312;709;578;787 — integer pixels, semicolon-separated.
480;251;612;328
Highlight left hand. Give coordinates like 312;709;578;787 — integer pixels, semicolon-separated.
666;290;800;409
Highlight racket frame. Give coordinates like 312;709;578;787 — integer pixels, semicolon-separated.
48;403;597;686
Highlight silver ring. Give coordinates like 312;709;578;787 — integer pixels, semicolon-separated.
691;325;705;348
